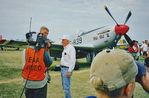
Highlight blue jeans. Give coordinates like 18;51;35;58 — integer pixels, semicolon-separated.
135;61;146;83
61;67;71;98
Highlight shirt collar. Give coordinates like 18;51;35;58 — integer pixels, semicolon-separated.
29;46;35;49
64;44;70;49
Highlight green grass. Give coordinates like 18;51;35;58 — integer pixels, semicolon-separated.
0;51;149;98
0;83;22;98
0;65;20;80
0;51;22;81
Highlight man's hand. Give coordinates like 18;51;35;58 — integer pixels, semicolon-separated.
47;42;51;48
47;39;51;48
66;72;72;78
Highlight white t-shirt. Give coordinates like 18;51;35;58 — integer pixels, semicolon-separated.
141;43;148;52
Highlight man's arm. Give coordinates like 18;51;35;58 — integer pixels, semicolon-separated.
44;51;53;68
141;44;144;52
68;47;76;72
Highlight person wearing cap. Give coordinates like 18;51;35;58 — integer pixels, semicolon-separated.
90;49;138;98
135;48;149;94
135;61;149;93
60;35;76;98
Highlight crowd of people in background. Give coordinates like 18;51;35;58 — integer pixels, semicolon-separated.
133;39;149;73
140;40;149;72
127;39;149;65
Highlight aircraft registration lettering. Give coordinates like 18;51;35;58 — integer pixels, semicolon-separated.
96;32;110;39
106;33;110;37
93;36;98;40
73;36;82;44
99;34;104;39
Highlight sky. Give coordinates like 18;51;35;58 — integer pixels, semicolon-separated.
0;0;149;42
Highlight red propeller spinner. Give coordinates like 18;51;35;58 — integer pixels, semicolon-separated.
104;6;132;48
115;24;129;35
104;6;132;36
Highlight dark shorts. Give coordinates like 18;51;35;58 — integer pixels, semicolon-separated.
143;51;147;56
25;84;47;98
135;61;147;83
145;57;149;67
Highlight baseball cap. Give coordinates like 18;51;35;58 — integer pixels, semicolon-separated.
90;49;138;92
61;35;71;41
86;96;97;98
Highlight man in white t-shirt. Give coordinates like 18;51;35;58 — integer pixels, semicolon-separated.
141;40;148;56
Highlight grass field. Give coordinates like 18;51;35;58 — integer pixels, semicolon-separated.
0;51;149;98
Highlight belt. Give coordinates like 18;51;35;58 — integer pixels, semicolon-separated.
61;65;69;68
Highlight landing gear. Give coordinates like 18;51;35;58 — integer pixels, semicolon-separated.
74;64;79;70
16;48;19;51
86;52;96;64
54;57;57;61
1;47;3;51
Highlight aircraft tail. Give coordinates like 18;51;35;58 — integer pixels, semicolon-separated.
0;35;2;41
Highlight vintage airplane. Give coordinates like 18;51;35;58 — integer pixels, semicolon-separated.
0;6;133;65
50;6;132;64
0;35;27;50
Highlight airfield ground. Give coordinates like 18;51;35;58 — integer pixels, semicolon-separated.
0;51;149;98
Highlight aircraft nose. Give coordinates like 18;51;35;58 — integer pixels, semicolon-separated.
115;25;129;35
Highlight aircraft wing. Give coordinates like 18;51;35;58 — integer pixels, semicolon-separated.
0;40;7;45
6;40;28;48
50;43;95;59
50;43;63;58
0;40;10;47
0;40;28;49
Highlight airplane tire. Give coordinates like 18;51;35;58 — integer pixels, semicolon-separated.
86;53;92;64
86;52;96;64
74;64;79;70
1;47;3;51
54;66;61;71
16;48;19;51
54;57;57;61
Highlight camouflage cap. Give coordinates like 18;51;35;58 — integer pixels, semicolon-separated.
90;49;138;92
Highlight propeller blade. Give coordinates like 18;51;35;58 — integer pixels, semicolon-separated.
104;6;119;25
124;34;133;46
110;34;121;49
124;11;132;24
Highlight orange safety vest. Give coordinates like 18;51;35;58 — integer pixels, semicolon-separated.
22;48;46;81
